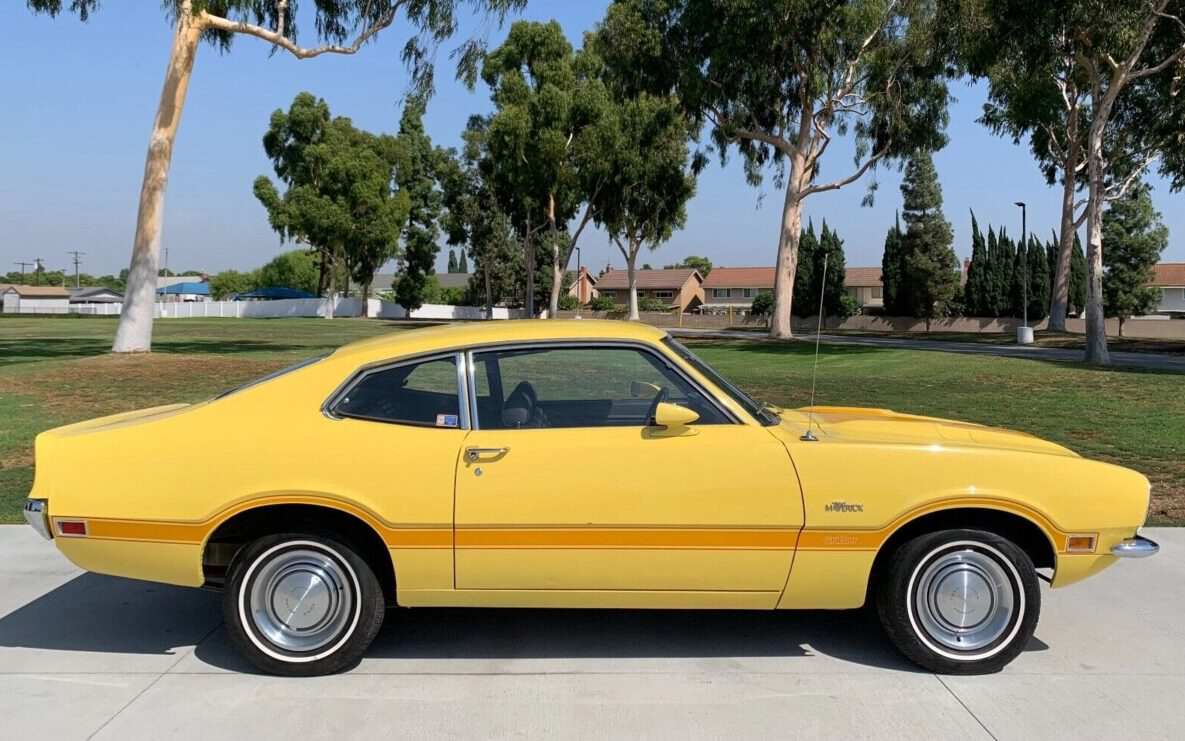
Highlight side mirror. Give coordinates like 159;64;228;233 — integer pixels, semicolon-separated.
651;402;699;436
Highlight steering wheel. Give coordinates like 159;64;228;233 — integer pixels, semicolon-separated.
646;386;669;426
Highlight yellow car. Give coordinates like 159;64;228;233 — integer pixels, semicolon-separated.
24;320;1157;676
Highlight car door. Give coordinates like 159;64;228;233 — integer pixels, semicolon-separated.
454;342;803;596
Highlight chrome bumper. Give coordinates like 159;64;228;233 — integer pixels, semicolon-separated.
23;499;52;541
1111;535;1159;558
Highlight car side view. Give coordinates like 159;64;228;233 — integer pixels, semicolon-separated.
24;320;1158;676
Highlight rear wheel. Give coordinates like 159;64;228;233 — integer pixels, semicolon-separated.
224;532;385;676
876;528;1040;674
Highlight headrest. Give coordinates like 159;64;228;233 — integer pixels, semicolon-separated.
502;381;535;427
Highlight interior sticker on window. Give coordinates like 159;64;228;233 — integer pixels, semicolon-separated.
436;414;459;428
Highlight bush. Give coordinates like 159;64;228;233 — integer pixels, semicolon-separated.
638;297;670;312
750;291;774;316
557;293;580;310
589;295;614;311
837;292;861;318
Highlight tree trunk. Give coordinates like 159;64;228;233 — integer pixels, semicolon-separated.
111;5;203;352
1048;121;1080;331
548;245;564;318
324;244;340;320
626;247;640;321
483;265;494;319
523;224;535;318
1083;122;1110;365
1119;317;1125;337
769;160;806;339
316;249;328;296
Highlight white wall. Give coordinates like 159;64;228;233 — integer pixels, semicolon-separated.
61;298;525;320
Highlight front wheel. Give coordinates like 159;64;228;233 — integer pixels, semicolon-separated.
224;533;385;676
876;529;1040;674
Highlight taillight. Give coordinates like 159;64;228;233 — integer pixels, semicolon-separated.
56;520;87;537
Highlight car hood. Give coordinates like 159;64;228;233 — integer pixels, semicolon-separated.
782;406;1078;458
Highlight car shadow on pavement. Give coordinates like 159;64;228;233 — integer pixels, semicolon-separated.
0;573;1047;674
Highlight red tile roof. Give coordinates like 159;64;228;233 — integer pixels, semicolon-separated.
596;268;701;290
702;267;775;288
1151;263;1185;287
702;265;883;288
844;267;882;287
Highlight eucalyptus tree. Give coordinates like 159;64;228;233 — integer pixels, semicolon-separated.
599;0;955;338
254;93;406;318
587;92;697;320
481;21;610;317
28;0;522;351
962;0;1185;362
439;117;523;315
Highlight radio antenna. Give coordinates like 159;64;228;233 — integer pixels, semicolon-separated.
800;252;828;442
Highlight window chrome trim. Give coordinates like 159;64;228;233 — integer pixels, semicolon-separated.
465;350;481;430
321;351;469;429
462;339;739;428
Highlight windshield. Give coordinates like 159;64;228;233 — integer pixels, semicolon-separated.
214;354;326;400
662;337;779;426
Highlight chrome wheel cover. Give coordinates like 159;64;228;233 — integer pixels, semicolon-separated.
246;546;355;655
910;544;1017;655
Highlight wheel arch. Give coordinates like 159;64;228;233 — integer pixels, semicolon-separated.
202;502;396;605
866;505;1057;604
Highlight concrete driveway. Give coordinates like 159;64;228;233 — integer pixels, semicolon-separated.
1;525;1181;740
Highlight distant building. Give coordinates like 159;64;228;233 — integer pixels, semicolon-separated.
1;284;71;313
701;266;884;312
566;267;598;304
596;268;704;313
68;286;123;304
156;281;210;302
1150;263;1185;317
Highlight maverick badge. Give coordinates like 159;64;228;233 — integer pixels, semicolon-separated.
824;500;864;513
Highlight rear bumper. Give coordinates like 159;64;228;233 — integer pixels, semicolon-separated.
1111;535;1159;558
23;499;52;541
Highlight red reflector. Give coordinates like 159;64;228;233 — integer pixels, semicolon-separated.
58;521;87;536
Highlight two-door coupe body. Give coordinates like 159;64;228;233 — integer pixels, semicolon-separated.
25;320;1157;675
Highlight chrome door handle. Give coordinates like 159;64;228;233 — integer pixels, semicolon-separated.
465;446;509;462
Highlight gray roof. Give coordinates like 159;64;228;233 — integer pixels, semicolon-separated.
68;286;123;303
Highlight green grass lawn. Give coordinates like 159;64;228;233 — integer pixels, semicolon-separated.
1;317;1182;524
819;329;1185;355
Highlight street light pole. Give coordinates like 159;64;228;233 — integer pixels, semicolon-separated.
574;245;582;319
1014;201;1031;344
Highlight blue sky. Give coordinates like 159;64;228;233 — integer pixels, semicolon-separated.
1;1;1181;279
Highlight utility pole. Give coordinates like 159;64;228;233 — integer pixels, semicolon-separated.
68;251;86;288
163;246;170;278
32;258;45;286
14;261;32;283
1014;201;1031;345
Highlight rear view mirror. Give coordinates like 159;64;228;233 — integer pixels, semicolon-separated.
631;380;661;398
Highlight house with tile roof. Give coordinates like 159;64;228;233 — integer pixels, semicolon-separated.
1150;263;1185;316
596;268;704;312
701;266;884;312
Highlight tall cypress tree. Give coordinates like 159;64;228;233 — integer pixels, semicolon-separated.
817;220;848;315
447;249;459;273
964;211;989;315
1069;234;1087;316
984;226;1000;316
1027;236;1050;321
457;249;469;273
793;220;819;317
881;213;905;315
1009;232;1028;318
393;96;443;312
897;151;959;329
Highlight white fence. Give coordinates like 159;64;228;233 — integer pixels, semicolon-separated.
28;298;526;321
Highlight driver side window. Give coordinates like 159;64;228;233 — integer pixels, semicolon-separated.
473;345;729;430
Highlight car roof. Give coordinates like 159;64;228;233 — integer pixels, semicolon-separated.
331;319;670;364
